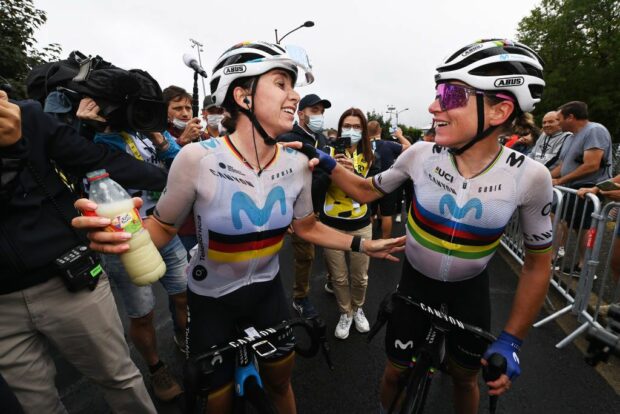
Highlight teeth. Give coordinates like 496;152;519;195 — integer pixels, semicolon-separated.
283;108;294;114
436;121;449;127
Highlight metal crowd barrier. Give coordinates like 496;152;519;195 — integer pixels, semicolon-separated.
500;186;616;348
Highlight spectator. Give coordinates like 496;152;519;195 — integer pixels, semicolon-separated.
78;97;187;401
278;93;332;319
164;85;206;146
0;91;161;413
551;101;613;275
505;112;540;154
202;94;226;139
529;111;571;169
320;108;379;339
368;120;410;238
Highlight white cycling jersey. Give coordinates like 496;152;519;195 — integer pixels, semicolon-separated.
372;142;553;282
154;136;313;297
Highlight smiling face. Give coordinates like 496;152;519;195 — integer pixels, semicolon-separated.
251;69;300;137
428;82;482;148
542;111;561;136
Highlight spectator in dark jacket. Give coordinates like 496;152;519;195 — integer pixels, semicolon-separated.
0;92;164;413
277;93;332;319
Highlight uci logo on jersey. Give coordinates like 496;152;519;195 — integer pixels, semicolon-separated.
224;65;247;75
494;76;524;88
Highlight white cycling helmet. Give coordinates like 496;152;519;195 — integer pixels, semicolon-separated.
435;39;545;112
209;41;314;107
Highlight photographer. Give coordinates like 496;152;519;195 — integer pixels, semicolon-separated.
0;91;161;412
163;85;207;145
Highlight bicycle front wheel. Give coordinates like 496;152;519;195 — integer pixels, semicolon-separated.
399;357;433;414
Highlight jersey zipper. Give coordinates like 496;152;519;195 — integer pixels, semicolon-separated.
440;179;468;281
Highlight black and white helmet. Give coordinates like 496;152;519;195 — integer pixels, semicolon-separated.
435;39;545;112
209;41;313;107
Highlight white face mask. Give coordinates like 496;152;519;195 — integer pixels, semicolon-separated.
172;118;187;130
207;114;224;127
341;128;362;145
306;115;324;133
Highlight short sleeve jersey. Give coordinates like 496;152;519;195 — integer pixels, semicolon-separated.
559;122;613;186
372;142;553;282
154;136;313;297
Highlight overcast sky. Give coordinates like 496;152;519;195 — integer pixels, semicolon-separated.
35;0;541;130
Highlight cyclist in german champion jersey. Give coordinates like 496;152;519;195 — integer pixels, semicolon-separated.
312;39;553;413
72;41;404;413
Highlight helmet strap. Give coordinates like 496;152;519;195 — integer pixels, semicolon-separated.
449;93;498;156
237;79;277;146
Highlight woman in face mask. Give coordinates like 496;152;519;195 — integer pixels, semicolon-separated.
321;107;380;340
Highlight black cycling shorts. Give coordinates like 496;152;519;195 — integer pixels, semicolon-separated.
562;188;597;231
187;274;294;389
385;259;491;371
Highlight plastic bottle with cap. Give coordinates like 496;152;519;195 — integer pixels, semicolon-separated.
86;169;166;285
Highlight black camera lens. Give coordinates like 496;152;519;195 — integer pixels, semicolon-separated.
126;98;167;133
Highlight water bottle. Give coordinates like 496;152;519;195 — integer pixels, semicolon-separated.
86;169;166;286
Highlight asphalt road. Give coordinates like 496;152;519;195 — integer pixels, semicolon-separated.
56;220;620;413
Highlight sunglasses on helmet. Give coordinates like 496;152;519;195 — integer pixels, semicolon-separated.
435;83;515;111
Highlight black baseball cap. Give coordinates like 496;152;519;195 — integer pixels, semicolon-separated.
298;94;332;111
203;95;217;109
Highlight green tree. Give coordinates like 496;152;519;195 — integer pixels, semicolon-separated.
516;0;620;141
0;0;61;98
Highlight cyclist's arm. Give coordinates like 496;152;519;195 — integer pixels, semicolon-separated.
329;142;417;204
505;160;554;338
503;249;552;338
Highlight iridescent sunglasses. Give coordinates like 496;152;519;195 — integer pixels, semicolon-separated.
435;83;514;111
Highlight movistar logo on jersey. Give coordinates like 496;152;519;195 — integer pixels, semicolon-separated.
439;194;482;219
494;76;524;87
224;65;246;75
231;186;286;229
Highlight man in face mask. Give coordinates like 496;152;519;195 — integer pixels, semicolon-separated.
277;93;332;319
202;94;226;139
164;85;206;146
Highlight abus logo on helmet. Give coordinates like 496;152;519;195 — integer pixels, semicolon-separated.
224;65;246;75
494;76;524;87
461;44;484;57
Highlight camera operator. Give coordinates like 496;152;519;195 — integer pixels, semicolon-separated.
0;90;162;412
78;96;187;402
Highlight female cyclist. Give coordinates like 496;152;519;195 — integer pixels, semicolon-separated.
312;39;553;413
321;108;379;339
72;41;404;413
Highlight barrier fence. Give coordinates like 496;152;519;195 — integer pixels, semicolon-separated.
500;186;620;349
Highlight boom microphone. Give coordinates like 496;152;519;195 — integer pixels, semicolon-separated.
183;53;208;78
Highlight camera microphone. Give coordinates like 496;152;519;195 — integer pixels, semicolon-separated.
182;54;208;78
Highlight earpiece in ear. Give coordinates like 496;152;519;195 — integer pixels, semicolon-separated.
243;97;251;106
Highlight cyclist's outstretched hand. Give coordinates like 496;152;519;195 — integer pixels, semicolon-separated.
482;330;522;395
72;197;144;254
363;236;406;262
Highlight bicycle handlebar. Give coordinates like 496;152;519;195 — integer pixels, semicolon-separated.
368;292;497;344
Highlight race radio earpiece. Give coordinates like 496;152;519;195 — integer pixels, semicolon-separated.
243;96;251;107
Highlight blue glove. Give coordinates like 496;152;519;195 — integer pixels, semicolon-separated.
315;148;337;174
484;331;522;380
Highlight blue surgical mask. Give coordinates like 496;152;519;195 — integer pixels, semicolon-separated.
172;118;187;130
341;128;362;145
306;115;324;133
